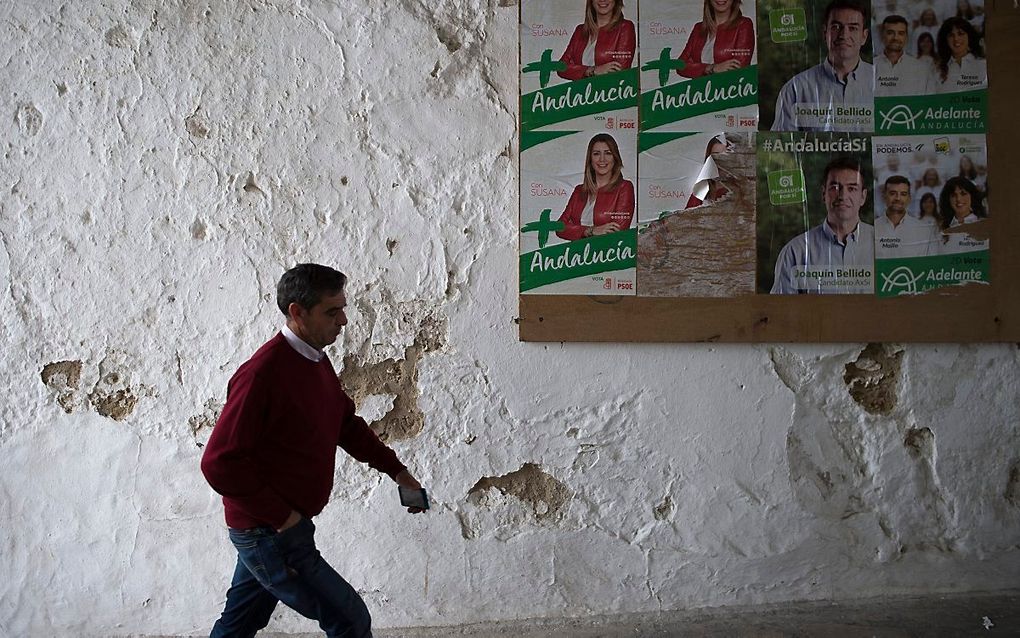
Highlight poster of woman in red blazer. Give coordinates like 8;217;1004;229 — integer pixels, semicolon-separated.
677;0;755;78
557;133;636;241
557;0;637;81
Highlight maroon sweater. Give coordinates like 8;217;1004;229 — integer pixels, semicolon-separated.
201;333;406;529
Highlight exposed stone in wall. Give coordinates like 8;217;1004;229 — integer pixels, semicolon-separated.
459;463;572;540
844;343;904;415
340;315;446;442
40;360;84;413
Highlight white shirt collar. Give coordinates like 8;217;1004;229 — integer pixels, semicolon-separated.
282;324;324;362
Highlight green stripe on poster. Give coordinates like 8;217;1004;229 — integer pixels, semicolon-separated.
520;230;637;292
640;66;758;131
521;69;640;131
875;89;987;135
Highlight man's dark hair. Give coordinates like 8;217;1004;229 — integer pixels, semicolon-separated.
822;0;868;26
820;156;863;186
881;14;908;28
276;263;347;315
885;175;911;189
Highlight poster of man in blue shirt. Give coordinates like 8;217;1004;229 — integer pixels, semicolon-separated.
765;0;874;132
768;155;875;294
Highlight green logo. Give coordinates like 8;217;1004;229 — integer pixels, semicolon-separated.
641;47;685;88
875;90;987;134
769;8;807;43
767;169;806;205
522;49;566;89
875;253;990;297
521;209;564;248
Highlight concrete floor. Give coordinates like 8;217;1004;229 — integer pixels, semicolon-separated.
235;590;1019;637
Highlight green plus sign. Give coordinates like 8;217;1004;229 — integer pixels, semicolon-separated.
521;209;564;248
641;47;685;87
522;49;566;89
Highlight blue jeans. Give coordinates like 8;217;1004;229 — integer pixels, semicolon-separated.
210;517;372;638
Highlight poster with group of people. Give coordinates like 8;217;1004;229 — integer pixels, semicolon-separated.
519;0;990;297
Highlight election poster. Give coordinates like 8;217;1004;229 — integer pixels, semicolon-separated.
872;0;988;135
519;1;640;295
521;0;640;132
758;0;874;132
872;134;989;296
639;0;758;133
757;132;874;294
520;129;638;295
637;131;757;296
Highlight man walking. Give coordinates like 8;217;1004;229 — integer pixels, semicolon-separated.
202;263;425;637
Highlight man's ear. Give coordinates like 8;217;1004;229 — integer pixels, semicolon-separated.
287;302;306;323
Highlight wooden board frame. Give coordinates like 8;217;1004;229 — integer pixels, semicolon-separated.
519;1;1020;343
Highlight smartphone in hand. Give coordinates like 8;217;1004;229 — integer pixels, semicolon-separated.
398;485;430;511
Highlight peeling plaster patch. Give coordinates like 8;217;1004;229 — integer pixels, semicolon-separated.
188;399;223;437
88;354;142;421
904;427;934;459
467;463;571;522
54;81;67;96
104;25;133;48
386;239;397;255
40;360;83;413
1006;464;1020;507
653;496;674;521
90;387;138;421
341;316;446;442
185;113;210;139
769;347;807;394
435;25;462;52
15;103;43;136
844;343;903;415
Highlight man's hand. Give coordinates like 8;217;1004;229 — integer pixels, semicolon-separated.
277;510;302;532
395;469;426;514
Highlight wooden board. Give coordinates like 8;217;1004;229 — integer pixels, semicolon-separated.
520;1;1020;343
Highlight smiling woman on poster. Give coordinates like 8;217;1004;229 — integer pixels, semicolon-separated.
556;133;635;241
557;0;636;81
935;17;986;93
676;0;755;78
937;176;988;254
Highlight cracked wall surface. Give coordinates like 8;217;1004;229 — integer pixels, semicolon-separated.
1;2;1019;636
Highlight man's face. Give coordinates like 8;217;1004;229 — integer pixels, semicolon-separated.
882;21;907;54
823;167;867;226
824;8;868;66
291;290;348;350
884;182;910;215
